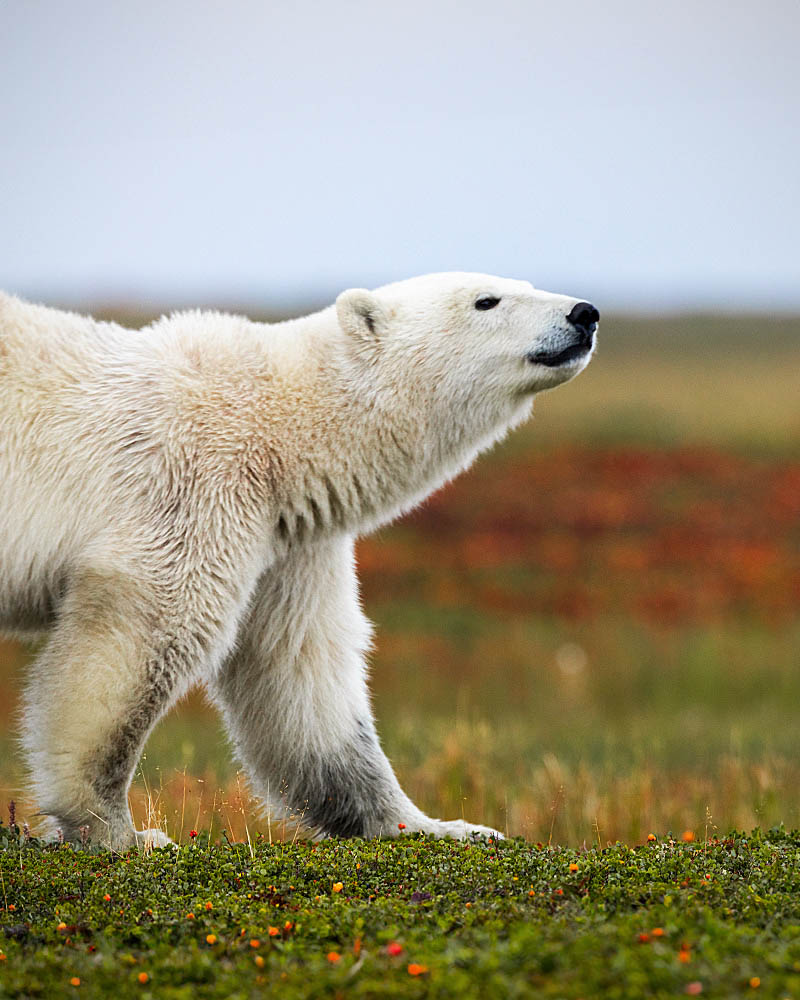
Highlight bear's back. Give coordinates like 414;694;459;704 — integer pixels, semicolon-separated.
0;292;133;393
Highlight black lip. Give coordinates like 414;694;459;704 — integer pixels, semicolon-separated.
527;341;592;368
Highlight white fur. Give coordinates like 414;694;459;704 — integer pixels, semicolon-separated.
0;273;595;847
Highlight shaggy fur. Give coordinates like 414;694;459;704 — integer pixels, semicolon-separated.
0;273;596;848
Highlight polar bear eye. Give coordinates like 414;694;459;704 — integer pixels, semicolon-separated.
474;296;501;311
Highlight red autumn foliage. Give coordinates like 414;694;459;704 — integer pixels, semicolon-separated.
358;446;800;625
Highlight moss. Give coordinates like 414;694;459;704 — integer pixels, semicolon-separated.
2;826;800;998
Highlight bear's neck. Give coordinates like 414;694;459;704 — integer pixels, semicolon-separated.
264;310;527;542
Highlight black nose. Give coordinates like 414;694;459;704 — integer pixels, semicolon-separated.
566;301;600;335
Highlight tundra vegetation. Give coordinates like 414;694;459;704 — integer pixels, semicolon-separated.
1;311;799;996
3;820;800;999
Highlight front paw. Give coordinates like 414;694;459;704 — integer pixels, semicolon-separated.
396;817;503;841
434;819;504;841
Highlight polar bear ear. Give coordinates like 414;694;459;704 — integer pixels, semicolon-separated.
336;288;388;340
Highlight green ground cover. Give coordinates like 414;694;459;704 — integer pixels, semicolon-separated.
2;825;800;999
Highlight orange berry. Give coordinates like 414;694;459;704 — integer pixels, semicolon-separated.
397;823;406;830
103;894;111;902
268;926;279;937
186;912;195;920
638;933;650;943
137;972;149;984
204;902;213;911
749;978;760;989
679;949;691;964
332;882;343;893
327;951;341;963
250;939;261;949
70;977;81;986
7;905;15;912
387;941;403;956
682;830;695;843
407;963;429;976
569;863;579;872
528;890;536;897
284;921;292;931
254;955;265;968
647;834;656;842
57;922;67;931
206;934;217;945
652;927;665;937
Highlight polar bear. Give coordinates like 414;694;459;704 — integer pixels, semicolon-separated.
0;273;598;849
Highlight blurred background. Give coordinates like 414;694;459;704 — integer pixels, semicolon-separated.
1;1;798;843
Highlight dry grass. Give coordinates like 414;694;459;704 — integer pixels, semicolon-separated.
119;746;800;847
400;720;800;845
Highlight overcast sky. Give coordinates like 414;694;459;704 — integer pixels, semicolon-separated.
1;0;798;310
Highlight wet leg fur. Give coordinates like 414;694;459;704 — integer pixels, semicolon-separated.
212;537;501;840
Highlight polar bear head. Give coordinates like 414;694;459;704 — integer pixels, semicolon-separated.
335;273;598;428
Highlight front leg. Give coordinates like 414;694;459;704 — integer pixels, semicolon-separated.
211;537;500;840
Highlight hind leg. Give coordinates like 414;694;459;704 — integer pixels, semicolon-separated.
21;571;209;849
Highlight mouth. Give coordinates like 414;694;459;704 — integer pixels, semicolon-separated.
526;339;593;368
